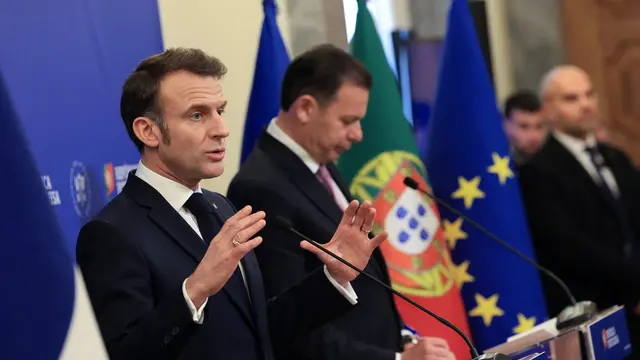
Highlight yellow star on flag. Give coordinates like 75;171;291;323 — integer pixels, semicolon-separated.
452;260;475;288
443;218;468;249
513;313;537;334
487;153;514;185
451;176;485;209
469;293;504;326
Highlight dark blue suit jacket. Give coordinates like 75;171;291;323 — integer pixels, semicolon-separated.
76;173;353;360
228;133;403;360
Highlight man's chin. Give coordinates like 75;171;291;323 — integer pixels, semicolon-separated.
201;165;225;179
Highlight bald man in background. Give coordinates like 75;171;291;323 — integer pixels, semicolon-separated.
518;65;640;355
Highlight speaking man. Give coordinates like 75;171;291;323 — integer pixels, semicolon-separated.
76;47;388;360
228;44;455;360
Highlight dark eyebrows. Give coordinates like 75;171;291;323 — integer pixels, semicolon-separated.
183;100;227;116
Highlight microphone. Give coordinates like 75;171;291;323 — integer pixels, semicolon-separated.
275;216;509;360
402;176;597;331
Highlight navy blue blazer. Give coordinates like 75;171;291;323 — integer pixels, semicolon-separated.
228;133;403;360
76;173;353;360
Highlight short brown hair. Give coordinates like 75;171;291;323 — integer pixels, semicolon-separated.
280;44;372;111
120;48;228;151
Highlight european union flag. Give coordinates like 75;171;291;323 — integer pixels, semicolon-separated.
424;0;549;351
241;0;290;164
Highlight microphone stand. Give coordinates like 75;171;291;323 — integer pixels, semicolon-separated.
402;176;597;331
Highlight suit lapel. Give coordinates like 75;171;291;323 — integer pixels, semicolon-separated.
327;162;354;203
547;136;611;206
208;201;257;329
124;174;208;262
259;133;344;225
240;251;273;354
600;145;630;197
124;174;256;330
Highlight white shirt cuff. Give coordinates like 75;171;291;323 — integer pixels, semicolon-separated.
396;353;402;360
401;329;415;338
182;278;208;324
323;265;358;305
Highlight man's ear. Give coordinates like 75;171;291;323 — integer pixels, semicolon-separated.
293;95;319;124
132;117;161;149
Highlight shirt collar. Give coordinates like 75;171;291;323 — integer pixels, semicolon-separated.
553;130;597;158
266;118;320;174
134;161;202;211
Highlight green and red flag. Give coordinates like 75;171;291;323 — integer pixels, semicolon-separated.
337;1;471;358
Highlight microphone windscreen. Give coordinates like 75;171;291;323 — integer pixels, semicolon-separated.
403;176;419;190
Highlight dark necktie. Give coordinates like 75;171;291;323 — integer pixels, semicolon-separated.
584;146;637;257
183;193;251;306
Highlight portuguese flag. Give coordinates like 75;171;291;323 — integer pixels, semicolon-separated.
336;1;471;358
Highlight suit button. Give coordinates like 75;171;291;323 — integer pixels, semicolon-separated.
172;327;180;335
164;335;172;344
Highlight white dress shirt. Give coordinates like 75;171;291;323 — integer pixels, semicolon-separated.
135;160;357;326
267;119;406;359
553;131;620;196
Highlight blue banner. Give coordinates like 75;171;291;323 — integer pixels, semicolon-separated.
423;0;549;350
0;0;163;255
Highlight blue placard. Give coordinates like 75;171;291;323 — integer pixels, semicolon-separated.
588;307;632;359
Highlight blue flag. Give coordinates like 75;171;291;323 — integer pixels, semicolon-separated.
424;0;549;351
241;0;290;163
0;72;107;358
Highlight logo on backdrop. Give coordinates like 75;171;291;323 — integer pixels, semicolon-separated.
69;160;92;217
602;326;620;349
104;162;138;200
41;174;62;206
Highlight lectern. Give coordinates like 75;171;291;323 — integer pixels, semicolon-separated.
485;306;631;359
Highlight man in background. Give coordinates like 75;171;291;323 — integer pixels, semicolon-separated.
518;65;640;354
227;44;454;360
502;90;547;167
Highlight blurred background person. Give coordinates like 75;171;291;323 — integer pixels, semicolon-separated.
502;90;547;168
518;65;640;356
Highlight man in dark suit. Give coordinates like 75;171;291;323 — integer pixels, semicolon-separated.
227;44;455;360
518;65;640;353
76;47;389;360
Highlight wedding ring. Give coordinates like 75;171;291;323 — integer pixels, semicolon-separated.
360;226;372;234
232;236;242;247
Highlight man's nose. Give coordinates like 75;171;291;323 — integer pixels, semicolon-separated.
348;123;363;142
208;115;230;138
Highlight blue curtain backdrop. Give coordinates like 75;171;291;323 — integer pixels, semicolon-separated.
0;0;164;255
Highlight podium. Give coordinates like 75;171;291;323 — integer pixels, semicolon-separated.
485;306;632;359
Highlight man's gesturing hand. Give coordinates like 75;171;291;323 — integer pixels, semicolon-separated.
186;205;265;307
301;200;388;285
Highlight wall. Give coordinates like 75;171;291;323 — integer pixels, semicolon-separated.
157;0;292;193
504;0;563;93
